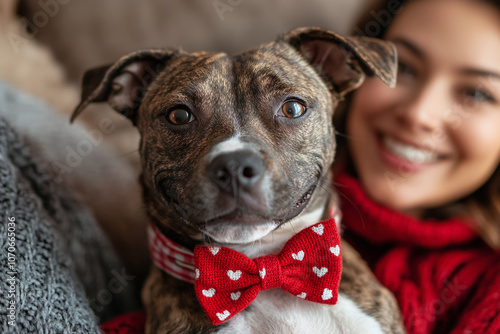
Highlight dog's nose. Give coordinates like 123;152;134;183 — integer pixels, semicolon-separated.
208;150;264;193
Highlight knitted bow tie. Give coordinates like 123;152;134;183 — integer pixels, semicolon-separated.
193;219;342;325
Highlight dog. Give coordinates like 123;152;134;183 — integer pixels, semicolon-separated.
72;27;406;334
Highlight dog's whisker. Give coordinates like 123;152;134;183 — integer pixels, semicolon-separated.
318;182;336;198
334;130;353;140
205;233;214;246
289;220;298;235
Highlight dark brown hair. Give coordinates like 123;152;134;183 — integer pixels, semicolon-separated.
334;0;500;250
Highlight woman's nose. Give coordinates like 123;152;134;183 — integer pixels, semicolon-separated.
394;78;449;133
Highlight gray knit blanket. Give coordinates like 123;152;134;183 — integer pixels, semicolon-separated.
0;81;141;333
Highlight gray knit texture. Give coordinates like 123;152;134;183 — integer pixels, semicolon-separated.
0;81;141;333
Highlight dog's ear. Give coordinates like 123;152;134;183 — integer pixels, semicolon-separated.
283;27;397;97
71;49;178;124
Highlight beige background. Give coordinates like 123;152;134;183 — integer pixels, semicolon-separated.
18;0;370;81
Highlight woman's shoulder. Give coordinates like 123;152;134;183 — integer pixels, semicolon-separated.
371;243;498;334
449;252;500;333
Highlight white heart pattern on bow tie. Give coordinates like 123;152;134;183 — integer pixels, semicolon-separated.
291;250;304;261
297;292;307;299
312;224;324;235
322;288;333;300
217;310;230;321
227;270;242;281
209;246;220;255
330;245;340;257
202;288;216;297
195;268;200;279
259;268;266;279
313;267;328;277
231;291;241;301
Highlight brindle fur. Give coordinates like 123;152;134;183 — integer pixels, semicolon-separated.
73;27;405;333
340;241;405;334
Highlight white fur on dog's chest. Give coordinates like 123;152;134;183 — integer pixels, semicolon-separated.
215;291;384;334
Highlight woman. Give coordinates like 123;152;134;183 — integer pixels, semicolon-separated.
334;0;500;333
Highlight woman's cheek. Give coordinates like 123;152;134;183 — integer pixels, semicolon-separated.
353;78;397;116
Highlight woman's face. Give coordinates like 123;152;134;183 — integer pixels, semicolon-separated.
347;0;500;216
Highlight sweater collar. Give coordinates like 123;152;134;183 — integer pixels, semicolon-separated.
334;172;478;248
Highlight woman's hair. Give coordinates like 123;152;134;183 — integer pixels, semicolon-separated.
334;0;500;250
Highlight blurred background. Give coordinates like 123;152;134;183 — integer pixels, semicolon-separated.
0;0;370;163
16;0;368;80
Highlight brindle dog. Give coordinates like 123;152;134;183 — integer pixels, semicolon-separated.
72;28;405;334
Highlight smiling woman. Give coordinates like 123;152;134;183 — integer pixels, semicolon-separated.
333;0;500;333
349;0;500;228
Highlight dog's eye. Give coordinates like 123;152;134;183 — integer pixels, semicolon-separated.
282;101;306;118
167;108;195;125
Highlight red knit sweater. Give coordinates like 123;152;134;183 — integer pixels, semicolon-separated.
335;172;500;334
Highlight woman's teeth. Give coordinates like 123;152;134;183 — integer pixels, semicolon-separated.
383;136;440;163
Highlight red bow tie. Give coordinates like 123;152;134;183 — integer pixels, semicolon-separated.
194;219;342;325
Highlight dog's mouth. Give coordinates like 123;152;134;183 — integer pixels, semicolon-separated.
206;209;271;225
170;178;316;220
290;182;316;215
166;179;318;244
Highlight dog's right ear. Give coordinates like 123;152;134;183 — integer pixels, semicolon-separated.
282;28;397;98
71;49;178;124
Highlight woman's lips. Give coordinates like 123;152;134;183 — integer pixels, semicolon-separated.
376;133;443;172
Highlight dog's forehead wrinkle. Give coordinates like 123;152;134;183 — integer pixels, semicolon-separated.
239;61;303;97
145;51;234;111
232;48;331;126
253;42;323;86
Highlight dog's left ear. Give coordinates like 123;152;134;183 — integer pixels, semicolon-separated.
71;49;177;124
283;27;397;97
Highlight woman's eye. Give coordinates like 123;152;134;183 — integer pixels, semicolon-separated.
397;61;417;79
281;101;307;118
464;87;497;104
167;108;195;125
